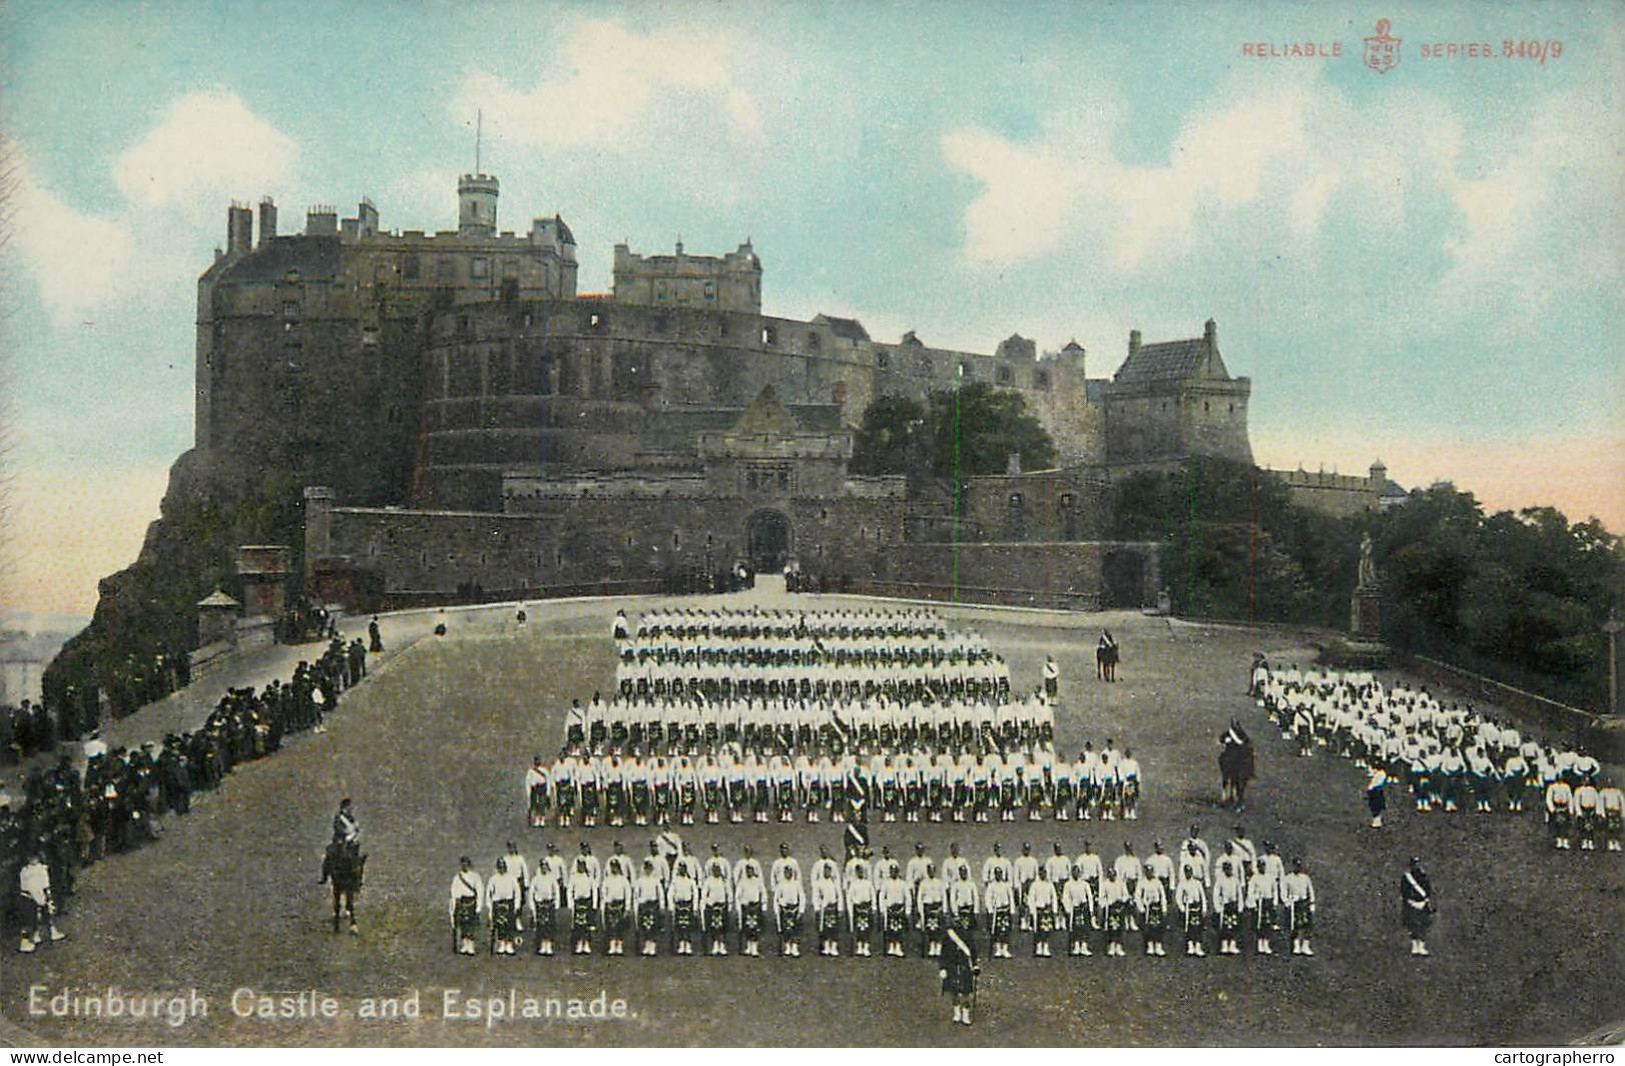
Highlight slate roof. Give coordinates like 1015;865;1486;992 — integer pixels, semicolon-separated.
215;235;342;285
1112;333;1232;384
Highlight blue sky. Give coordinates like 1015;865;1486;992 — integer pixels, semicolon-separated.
1;0;1620;619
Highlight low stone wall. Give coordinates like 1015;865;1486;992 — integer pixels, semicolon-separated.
849;579;1100;612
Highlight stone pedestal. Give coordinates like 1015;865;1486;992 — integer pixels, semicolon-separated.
1350;585;1383;641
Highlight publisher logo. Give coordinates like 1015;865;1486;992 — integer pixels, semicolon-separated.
1364;19;1401;74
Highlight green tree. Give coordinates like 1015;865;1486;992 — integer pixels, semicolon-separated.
850;384;1058;493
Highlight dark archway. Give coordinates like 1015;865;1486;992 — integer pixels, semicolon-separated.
1102;550;1146;608
746;510;792;573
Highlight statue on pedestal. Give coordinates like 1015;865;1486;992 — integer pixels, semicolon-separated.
1357;533;1378;589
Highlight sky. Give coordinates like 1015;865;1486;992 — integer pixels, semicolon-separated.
0;0;1620;623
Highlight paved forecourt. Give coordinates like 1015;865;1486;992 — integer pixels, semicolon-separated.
2;587;1620;1046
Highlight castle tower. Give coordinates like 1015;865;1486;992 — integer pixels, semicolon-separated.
458;172;500;237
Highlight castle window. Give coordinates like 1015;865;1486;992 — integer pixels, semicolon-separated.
1060;493;1074;508
625;534;633;548
876;352;890;370
959;362;972;380
704;282;715;301
1035;370;1051;389
1228;403;1235;414
368;541;378;558
806;332;820;351
997;365;1013;385
589;312;604;329
761;326;776;346
672;530;681;550
1204;401;1210;413
471;257;490;279
402;253;420;280
436;257;454;281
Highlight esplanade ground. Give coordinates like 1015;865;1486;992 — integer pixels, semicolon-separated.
3;586;1621;1047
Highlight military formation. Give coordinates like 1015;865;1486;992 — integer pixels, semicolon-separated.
449;829;1318;961
1255;661;1622;852
4;636;371;954
523;608;1146;829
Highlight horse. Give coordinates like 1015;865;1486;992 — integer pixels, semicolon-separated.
1219;723;1255;809
320;840;367;934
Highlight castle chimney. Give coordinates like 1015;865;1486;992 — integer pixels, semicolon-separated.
1204;318;1217;345
258;197;277;246
305;206;338;237
1128;329;1141;355
226;202;253;257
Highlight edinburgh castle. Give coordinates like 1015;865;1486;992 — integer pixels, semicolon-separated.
177;168;1293;612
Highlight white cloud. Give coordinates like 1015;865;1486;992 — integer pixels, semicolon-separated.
113;89;298;208
941;78;1472;272
454;16;764;152
8;91;299;328
8;153;137;325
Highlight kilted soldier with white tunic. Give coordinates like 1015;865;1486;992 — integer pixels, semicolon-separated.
1099;867;1129;957
669;864;700;955
1601;782;1625;851
917;863;947;957
702;868;732;955
635;858;667;956
775;866;806;956
449;858;484;956
984;866;1015;958
1028;866;1059;957
880;866;912;957
1135;868;1168;956
1175;874;1207;956
813;863;844;956
1282;859;1316;956
487;857;523;956
1212;864;1244;955
1401;857;1434;956
531;847;562;956
527;756;552;828
941;926;980;1027
846;864;877;956
602;861;633;955
737;865;767;956
948;863;979;943
1246;861;1279;955
1062;865;1094;956
568;859;599;955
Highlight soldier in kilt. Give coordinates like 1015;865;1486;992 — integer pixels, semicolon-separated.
1062;864;1095;956
1401;857;1434;956
1282;859;1316;956
1247;862;1280;955
669;866;699;954
579;772;600;828
602;861;633;956
449;858;484;956
775;866;806;956
606;763;630;828
555;761;577;827
776;769;797;824
1175;875;1207;956
1054;769;1074;824
942;927;980;1026
728;769;748;825
1025;769;1048;822
847;864;876;956
652;765;673;826
702;869;732;955
1602;783;1624;851
984;867;1015;958
813;865;844;955
880;866;911;956
737;865;767;956
531;850;561;956
526;756;551;828
487;857;523;956
1028;867;1059;956
634;858;666;956
1213;866;1244;955
948;866;978;943
1100;868;1129;957
916;863;947;957
1135;871;1168;956
568;859;599;955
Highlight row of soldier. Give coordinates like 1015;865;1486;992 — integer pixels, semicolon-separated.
5;636;372;954
567;692;1055;757
619;607;951;643
528;741;1143;827
449;827;1314;960
1255;662;1622;851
